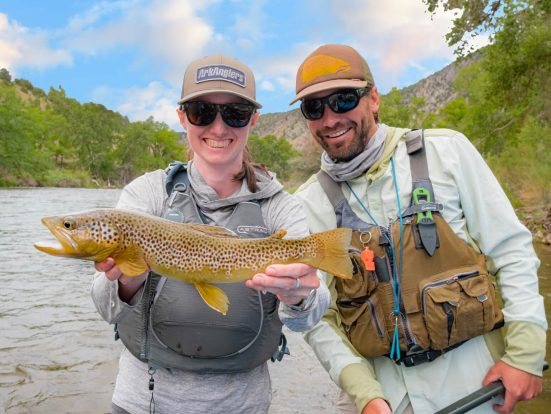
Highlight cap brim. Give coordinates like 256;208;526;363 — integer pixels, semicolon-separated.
289;79;369;105
178;89;262;109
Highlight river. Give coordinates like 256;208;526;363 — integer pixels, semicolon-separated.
0;188;549;413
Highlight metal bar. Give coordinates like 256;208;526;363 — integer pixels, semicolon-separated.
435;382;504;414
435;362;548;414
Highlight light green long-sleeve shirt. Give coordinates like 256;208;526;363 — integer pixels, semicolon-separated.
295;126;547;414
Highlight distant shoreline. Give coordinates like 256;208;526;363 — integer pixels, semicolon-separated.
3;185;550;244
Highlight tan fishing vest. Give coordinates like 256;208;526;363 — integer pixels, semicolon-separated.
318;130;504;366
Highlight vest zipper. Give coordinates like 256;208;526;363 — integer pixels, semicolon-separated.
384;223;417;348
367;298;385;338
421;270;479;319
140;277;156;360
442;301;454;344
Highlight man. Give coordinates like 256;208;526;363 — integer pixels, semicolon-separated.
291;44;547;414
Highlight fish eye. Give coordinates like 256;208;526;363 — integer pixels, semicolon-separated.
63;220;75;230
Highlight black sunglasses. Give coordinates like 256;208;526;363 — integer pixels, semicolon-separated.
182;101;255;128
300;88;370;121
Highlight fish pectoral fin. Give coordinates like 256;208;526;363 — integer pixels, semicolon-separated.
195;282;229;315
114;244;148;277
186;224;238;238
270;229;287;239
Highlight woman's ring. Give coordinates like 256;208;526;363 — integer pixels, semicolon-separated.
295;278;301;289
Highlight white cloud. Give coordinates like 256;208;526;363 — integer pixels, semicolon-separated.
259;80;274;91
62;0;216;84
253;42;322;96
227;0;266;52
328;0;456;75
93;81;181;129
408;61;426;72
0;13;72;71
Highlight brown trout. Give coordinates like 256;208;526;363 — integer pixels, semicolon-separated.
34;209;352;315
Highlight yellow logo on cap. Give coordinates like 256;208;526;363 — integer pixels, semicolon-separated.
301;55;351;83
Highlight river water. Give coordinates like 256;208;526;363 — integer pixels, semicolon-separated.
0;188;549;413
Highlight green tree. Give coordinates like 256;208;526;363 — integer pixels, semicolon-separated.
380;88;435;128
0;84;47;183
0;68;12;83
114;118;185;183
428;0;551;206
423;0;525;56
248;134;300;180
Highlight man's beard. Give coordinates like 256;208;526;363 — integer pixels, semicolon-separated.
319;118;370;163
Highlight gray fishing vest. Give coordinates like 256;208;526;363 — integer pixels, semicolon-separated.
116;162;285;373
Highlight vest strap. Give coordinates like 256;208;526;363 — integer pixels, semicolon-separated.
404;130;438;256
316;170;345;209
165;161;190;196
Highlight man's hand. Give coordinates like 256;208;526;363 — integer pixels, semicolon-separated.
361;398;392;414
482;360;543;414
245;263;319;306
95;258;148;302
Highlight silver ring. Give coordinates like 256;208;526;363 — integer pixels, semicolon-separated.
295;278;301;289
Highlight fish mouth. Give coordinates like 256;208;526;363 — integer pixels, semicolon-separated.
34;217;79;257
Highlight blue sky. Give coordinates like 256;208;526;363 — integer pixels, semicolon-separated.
0;0;488;130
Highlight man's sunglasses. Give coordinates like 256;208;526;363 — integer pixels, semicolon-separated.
300;88;370;121
182;101;255;128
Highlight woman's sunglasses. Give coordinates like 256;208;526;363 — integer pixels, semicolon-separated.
182;101;255;128
300;88;370;121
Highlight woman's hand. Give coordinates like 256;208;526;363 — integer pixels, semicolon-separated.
95;258;149;302
245;263;319;306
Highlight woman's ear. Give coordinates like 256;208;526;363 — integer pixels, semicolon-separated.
176;107;188;129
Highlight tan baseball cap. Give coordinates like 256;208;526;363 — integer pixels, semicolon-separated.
178;54;262;108
289;44;374;105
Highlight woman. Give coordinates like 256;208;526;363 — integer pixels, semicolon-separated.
91;54;330;414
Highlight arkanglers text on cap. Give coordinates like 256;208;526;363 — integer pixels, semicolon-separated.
196;65;246;87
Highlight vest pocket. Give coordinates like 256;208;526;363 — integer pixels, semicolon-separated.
337;292;389;357
421;270;497;350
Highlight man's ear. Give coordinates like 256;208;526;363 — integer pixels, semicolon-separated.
369;86;380;113
250;111;260;127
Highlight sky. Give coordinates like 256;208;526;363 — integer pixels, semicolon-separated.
0;0;489;130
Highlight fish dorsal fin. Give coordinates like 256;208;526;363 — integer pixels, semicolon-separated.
185;223;238;238
194;282;230;315
270;229;287;239
114;244;149;276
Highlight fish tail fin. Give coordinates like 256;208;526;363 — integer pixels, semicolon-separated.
308;228;353;279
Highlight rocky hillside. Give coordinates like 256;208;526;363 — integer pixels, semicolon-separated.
400;56;475;113
252;57;473;149
251;108;310;150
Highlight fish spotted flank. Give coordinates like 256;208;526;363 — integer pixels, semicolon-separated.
34;209;353;315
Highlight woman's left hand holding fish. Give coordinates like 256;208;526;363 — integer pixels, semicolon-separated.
245;263;319;306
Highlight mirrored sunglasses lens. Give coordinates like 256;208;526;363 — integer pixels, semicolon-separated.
301;99;324;120
185;102;217;126
220;104;254;127
331;92;359;113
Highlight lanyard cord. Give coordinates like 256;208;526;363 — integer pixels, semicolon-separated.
390;157;404;360
345;157;404;361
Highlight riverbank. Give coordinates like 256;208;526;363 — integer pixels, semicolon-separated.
517;204;551;245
